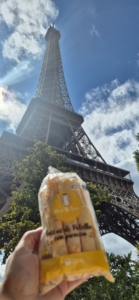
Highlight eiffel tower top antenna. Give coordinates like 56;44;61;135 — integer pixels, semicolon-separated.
34;24;74;111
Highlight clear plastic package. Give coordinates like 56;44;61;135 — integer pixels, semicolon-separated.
38;167;114;294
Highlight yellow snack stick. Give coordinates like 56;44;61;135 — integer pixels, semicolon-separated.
70;185;96;252
58;177;71;191
64;220;81;254
80;188;103;250
45;212;68;257
57;177;82;254
47;175;59;202
39;178;68;257
77;205;96;251
39;189;48;206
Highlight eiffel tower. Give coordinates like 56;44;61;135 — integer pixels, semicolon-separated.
0;24;139;245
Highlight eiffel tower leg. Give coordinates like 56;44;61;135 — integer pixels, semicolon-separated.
65;122;106;163
99;203;139;245
68;121;87;156
45;114;51;144
80;126;106;163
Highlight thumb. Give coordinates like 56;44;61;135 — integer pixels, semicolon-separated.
16;227;43;254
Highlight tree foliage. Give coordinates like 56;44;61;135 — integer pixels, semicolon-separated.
87;182;112;217
66;253;139;300
0;141;111;263
0;142;67;262
133;133;139;172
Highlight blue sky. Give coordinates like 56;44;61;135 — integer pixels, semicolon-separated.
0;0;139;280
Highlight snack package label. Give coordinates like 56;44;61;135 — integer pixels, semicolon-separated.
40;249;112;283
51;189;82;222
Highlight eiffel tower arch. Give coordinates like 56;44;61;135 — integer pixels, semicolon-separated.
0;25;139;245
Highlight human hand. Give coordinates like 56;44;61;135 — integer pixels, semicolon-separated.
0;228;89;300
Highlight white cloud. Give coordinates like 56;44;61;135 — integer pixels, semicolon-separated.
0;264;5;283
0;61;33;86
116;159;139;196
90;24;100;38
102;233;137;260
88;6;96;18
0;0;59;62
79;79;139;195
0;87;27;131
88;5;99;38
0;254;6;283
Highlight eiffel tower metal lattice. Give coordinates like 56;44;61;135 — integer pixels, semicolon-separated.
0;25;139;245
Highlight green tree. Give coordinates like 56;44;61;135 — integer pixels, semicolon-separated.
0;141;67;263
133;133;139;172
66;253;139;300
134;245;139;300
87;182;112;217
0;141;111;263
